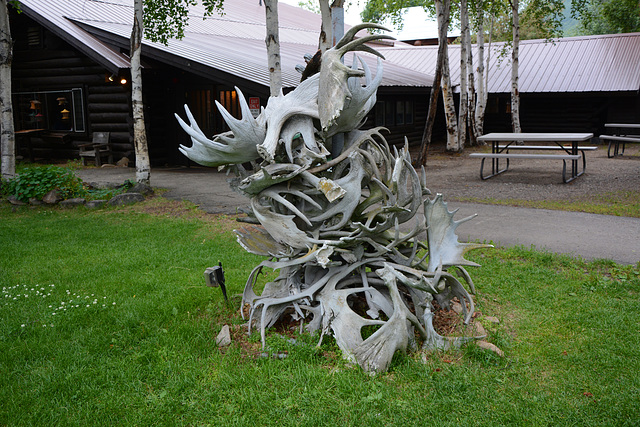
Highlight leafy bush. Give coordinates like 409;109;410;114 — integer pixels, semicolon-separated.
3;165;84;202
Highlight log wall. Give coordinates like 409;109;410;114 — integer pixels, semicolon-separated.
11;12;133;162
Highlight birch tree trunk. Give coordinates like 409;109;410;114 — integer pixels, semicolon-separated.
417;0;448;165
131;0;150;184
510;0;522;133
264;0;282;96
0;0;15;179
439;0;459;152
318;0;332;52
474;3;487;139
458;0;469;151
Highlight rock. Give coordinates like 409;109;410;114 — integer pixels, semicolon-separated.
216;325;231;347
100;164;116;168
451;302;463;314
484;316;500;324
116;157;129;167
130;183;154;196
473;321;487;337
28;198;43;206
108;193;145;206
477;340;504;357
86;200;107;209
59;198;86;207
42;189;63;204
8;195;26;206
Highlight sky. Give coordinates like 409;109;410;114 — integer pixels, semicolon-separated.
278;1;442;40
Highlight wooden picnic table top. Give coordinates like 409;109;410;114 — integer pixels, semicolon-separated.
605;123;640;129
478;132;594;142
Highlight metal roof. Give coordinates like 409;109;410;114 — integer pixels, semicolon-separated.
17;0;431;90
380;32;640;94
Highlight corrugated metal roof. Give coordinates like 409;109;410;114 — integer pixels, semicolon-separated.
18;0;431;90
380;33;640;93
18;0;132;72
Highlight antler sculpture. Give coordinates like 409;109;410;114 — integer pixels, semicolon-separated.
177;23;491;373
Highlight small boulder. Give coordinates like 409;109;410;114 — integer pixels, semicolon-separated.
60;198;86;208
108;192;145;206
484;316;500;324
42;189;63;204
216;325;232;347
8;195;26;206
477;340;504;357
116;157;129;167
130;183;154;196
29;198;43;206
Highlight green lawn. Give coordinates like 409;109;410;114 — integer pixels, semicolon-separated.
1;202;639;426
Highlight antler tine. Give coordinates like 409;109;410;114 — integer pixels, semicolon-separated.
338;35;396;60
336;22;392;49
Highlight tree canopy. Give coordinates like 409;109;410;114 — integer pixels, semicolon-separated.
142;0;225;44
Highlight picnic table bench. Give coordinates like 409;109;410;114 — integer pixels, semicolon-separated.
470;133;595;183
600;123;640;158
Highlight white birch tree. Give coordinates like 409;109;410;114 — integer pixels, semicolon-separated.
509;0;521;133
131;0;150;184
264;0;282;96
129;0;224;184
0;0;16;180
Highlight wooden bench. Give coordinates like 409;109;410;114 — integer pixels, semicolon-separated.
473;133;595;183
599;135;640;158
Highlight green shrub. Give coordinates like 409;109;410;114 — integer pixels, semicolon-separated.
3;165;84;202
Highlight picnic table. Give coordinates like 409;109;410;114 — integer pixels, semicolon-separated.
601;123;640;158
470;133;595;183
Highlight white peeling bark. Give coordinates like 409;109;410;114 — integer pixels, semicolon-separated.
264;0;282;96
439;0;459;152
474;3;487;139
458;0;470;149
510;0;521;133
318;0;332;52
131;0;150;184
0;0;15;179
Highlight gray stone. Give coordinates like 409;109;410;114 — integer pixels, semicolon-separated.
215;325;231;347
130;183;154;196
484;316;500;324
116;157;129;167
473;321;487;337
8;195;26;206
42;189;63;204
59;198;86;207
28;198;43;206
452;302;464;314
477;340;505;357
108;192;145;206
86;200;107;209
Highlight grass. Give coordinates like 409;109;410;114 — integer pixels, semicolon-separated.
1;200;639;425
454;190;640;218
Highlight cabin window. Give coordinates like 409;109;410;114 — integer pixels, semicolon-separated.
375;100;414;127
13;88;86;133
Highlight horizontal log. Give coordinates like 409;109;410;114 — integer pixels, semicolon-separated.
14;66;106;78
88;103;130;113
13;56;92;69
87;92;130;103
88;112;132;123
17;74;105;86
110;143;134;152
86;123;131;133
88;85;131;95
